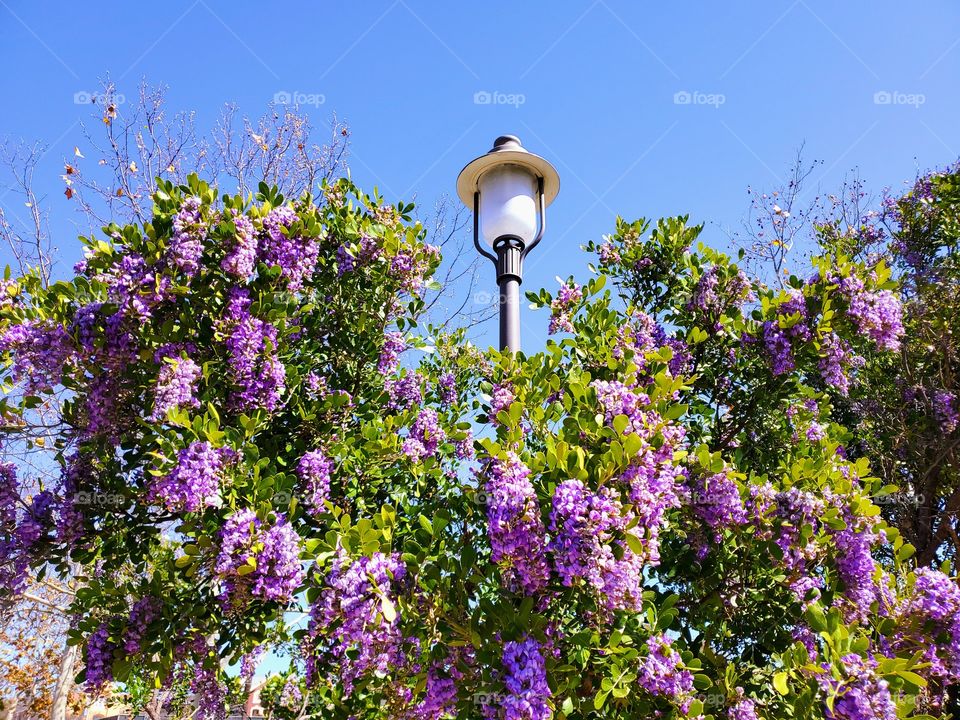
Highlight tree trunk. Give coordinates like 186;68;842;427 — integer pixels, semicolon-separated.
50;643;78;720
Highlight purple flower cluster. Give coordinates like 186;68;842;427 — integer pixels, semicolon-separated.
279;677;303;711
297;449;332;514
411;666;460;720
191;659;228;720
124;596;158;654
403;408;445;462
498;636;552;720
168;196;206;278
310;550;407;694
489;383;515;424
259;206;318;292
84;622;116;690
437;372;457;405
728;689;758;720
215;510;304;605
833;521;881;621
151;354;202;421
379;331;406;374
895;568;960;679
548;280;582;335
336;234;381;276
17;490;54;546
390;245;439;293
822;654;896;720
838;277;904;351
548;480;644;611
637;634;693;701
688;472;747;531
818;332;862;396
221;212;258;279
0;320;74;393
240;645;265;682
933;390;958;433
150;441;226;513
386;372;423;410
484;453;549;594
762;321;795;376
592;380;686;566
224;288;286;411
688;266;752;320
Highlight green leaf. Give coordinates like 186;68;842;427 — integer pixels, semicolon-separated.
773;672;789;695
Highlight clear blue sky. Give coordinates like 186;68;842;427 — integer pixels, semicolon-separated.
1;0;959;351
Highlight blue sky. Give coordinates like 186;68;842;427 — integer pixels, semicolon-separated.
1;0;959;351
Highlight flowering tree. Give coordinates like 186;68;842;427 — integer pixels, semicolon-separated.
811;165;960;567
0;167;958;720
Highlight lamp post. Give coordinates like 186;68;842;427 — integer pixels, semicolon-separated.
457;135;560;353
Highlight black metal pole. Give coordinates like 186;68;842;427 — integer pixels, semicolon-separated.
494;237;524;353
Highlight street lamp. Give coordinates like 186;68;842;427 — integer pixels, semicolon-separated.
457;135;560;353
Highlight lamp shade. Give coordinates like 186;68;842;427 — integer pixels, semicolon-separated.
477;164;538;247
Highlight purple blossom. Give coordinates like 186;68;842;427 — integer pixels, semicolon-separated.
688;472;747;530
309;550;407;694
151;354;202;421
437;372;457;405
224;288;285;412
823;654;897;720
336;234;381;276
638;634;693;701
386;372;423;411
17;490;54;547
0;320;75;393
221;212;258;279
150;441;226;513
259;206;318;291
728;689;758;720
124;597;158;654
548;279;582;335
499;636;552;720
834;524;879;621
240;645;265;682
297;449;332;514
168;196;206;278
489;383;515;424
215;510;304;605
933;390;958;433
762;320;795;376
84;623;116;691
548;479;645;612
484;453;549;594
818;332;862;396
403;408;445;462
379;331;406;374
838;277;904;351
